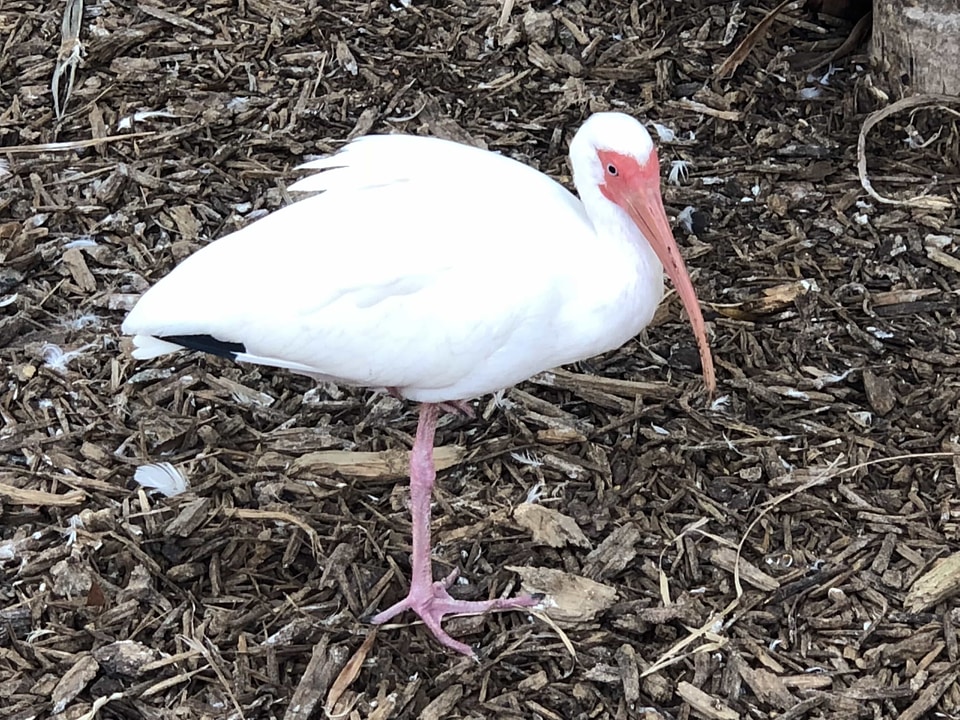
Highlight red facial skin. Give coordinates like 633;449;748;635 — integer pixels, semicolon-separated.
597;149;716;395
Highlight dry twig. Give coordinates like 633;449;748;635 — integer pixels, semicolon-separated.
715;0;800;79
857;95;960;211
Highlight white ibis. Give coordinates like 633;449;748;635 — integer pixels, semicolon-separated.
122;112;716;657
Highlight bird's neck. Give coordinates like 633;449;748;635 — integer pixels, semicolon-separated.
581;188;664;282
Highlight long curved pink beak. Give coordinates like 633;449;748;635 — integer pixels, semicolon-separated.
619;186;716;396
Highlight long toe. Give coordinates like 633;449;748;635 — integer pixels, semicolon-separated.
370;582;540;656
366;596;413;626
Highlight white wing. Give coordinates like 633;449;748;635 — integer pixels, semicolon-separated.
123;135;657;402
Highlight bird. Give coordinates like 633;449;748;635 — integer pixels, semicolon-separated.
122;112;716;657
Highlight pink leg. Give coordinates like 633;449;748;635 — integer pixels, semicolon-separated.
369;403;539;657
437;399;475;418
386;388;475;419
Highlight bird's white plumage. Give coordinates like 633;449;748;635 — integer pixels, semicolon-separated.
123;113;666;402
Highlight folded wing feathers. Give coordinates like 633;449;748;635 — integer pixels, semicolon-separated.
124;132;585;397
130;333;328;377
288;134;503;195
130;335;189;360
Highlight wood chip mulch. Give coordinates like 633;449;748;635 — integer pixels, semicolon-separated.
2;1;959;718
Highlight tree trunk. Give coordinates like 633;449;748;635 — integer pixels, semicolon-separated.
872;0;960;95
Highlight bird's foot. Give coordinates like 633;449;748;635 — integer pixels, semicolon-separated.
368;569;541;657
382;390;475;419
437;399;475;418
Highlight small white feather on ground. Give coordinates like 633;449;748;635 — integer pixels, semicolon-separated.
133;462;189;497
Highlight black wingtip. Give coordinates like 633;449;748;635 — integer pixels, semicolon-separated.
160;334;246;360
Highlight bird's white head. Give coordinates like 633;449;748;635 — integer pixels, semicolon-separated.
569;112;658;187
569;112;716;395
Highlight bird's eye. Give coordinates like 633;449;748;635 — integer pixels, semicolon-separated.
606;163;618;176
